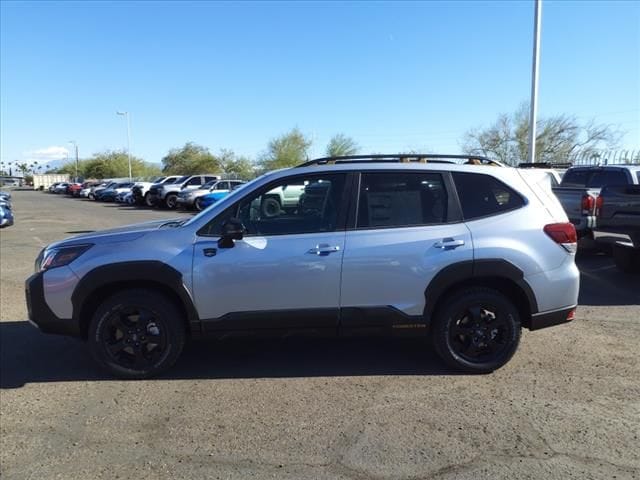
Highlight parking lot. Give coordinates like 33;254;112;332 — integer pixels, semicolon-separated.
1;189;639;479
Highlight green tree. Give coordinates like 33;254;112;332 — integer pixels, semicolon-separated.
462;103;621;165
161;142;222;175
53;151;161;179
217;149;257;180
259;128;312;171
326;133;359;157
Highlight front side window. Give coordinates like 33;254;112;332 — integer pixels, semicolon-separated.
453;172;525;220
357;172;448;228
237;174;346;236
198;174;347;237
186;176;202;186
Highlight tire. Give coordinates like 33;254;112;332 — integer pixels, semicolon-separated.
144;192;153;207
87;289;186;379
88;193;95;200
431;287;521;373
165;194;178;209
613;243;640;274
261;196;281;218
194;197;204;211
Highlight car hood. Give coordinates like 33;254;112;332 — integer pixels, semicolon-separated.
50;218;185;248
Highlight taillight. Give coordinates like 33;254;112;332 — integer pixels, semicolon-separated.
581;194;595;214
595;195;603;217
544;223;577;253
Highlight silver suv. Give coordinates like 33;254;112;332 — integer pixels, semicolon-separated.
147;174;221;209
26;154;580;378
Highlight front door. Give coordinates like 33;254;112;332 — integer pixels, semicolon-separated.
192;173;349;333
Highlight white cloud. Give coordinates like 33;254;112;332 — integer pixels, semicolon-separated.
23;146;70;161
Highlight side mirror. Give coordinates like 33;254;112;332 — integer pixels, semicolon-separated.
218;218;245;248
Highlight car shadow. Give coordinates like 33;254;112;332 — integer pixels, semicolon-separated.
0;321;455;388
576;254;640;306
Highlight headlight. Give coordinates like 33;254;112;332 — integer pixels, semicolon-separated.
38;244;93;272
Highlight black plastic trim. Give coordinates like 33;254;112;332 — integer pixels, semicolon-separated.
530;306;576;331
71;261;200;335
25;272;80;336
423;259;539;321
201;308;339;332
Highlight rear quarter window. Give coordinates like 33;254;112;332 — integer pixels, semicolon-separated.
452;172;525;220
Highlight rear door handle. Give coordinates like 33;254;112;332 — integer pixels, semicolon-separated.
434;238;465;250
306;244;341;256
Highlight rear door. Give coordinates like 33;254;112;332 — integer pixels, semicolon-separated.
340;171;473;329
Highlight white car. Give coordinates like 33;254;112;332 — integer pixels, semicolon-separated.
26;154;579;379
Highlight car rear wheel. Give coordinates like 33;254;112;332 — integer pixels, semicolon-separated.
194;197;204;211
144;192;153;207
431;287;521;373
165;194;178;209
88;289;186;379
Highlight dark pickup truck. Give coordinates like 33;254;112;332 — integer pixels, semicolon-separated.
552;165;640;238
593;184;640;273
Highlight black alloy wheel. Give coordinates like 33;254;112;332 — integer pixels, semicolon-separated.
102;306;167;370
89;289;185;379
431;287;521;373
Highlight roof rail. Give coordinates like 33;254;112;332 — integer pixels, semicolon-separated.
518;162;573;169
297;154;502;168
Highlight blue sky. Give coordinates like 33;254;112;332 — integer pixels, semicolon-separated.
1;0;638;169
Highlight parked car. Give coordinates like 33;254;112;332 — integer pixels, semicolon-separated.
88;181;116;200
48;182;61;193
95;182;134;202
0;190;11;202
148;174;221;209
52;182;70;194
552;165;640;238
177;180;246;211
0;203;13;227
593;184;640;273
131;176;184;206
65;183;83;196
115;191;135;204
26;154;580;379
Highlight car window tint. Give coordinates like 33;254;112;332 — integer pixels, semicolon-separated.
588;169;627;187
357;172;447;228
560;169;590;187
453;172;524;220
202;180;215;189
236;174;346;236
186;177;202;186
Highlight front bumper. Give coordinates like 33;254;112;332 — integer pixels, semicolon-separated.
176;196;195;207
25;272;81;337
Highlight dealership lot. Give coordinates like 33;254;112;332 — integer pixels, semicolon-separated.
1;190;639;479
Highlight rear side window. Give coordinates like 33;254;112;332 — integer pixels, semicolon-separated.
452;172;525;220
587;169;628;187
560;169;590;187
357;172;448;228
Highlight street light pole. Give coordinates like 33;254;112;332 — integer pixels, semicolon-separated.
528;0;542;163
68;141;79;181
116;111;132;181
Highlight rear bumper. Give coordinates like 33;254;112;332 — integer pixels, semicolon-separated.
25;272;81;337
529;306;576;331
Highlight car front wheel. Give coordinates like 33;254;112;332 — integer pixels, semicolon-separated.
165;194;178;209
431;287;521;373
88;289;186;379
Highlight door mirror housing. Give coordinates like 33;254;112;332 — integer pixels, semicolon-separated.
218;218;245;248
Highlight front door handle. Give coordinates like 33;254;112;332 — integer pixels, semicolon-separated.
434;238;465;250
306;244;341;256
